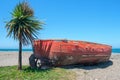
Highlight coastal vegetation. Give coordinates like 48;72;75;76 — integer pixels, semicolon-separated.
5;1;43;70
0;66;76;80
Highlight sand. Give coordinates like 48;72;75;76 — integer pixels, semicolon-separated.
0;51;32;67
69;54;120;80
0;52;120;80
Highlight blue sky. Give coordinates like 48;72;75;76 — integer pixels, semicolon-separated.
0;0;120;49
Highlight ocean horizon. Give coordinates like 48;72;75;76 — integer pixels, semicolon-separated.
0;48;120;53
0;49;33;52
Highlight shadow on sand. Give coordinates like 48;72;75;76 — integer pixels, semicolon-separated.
60;60;113;70
24;60;113;72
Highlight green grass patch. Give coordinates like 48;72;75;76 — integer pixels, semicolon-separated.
0;66;76;80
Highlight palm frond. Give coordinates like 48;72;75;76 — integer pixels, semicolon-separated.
5;1;43;45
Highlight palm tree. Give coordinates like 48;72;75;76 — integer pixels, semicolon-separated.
5;2;43;70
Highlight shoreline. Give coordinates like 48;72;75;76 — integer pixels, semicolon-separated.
0;51;119;53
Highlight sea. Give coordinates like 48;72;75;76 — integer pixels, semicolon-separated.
0;48;120;53
112;48;120;53
0;49;32;52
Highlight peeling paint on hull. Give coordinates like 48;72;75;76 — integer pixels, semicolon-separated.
33;39;112;66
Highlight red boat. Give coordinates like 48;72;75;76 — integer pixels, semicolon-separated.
29;39;112;68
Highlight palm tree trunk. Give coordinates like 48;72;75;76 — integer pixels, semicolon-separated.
18;40;22;70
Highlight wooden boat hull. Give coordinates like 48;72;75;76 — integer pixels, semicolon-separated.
30;39;112;68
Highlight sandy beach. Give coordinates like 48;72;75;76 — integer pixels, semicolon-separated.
0;52;120;80
0;51;32;67
69;53;120;80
